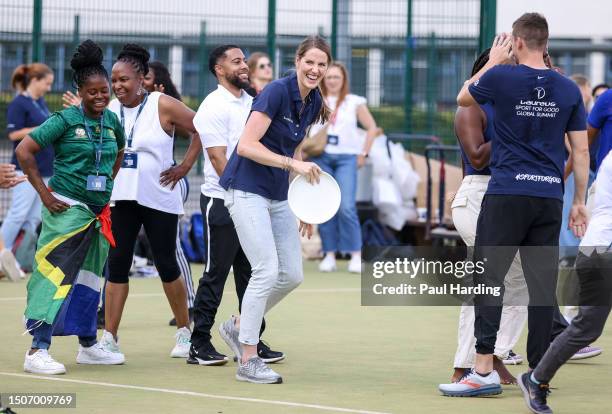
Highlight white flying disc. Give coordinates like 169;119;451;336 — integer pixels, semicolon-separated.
288;171;341;224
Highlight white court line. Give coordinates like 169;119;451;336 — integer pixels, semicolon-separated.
0;288;361;302
0;372;390;414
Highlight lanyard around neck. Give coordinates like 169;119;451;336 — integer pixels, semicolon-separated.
80;105;105;175
24;92;50;118
120;93;149;148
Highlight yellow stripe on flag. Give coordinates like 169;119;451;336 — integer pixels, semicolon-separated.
34;219;95;288
53;284;71;300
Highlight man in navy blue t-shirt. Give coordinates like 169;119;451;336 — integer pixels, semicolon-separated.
443;13;590;402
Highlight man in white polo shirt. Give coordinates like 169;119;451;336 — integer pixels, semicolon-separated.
188;45;283;366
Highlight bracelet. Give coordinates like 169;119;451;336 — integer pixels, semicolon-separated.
287;157;293;172
282;156;293;172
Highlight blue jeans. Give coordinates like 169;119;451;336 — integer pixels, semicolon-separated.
224;189;303;345
1;172;47;249
27;319;97;350
312;153;362;253
559;171;595;258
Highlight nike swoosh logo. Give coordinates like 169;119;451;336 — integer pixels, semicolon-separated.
537;76;545;79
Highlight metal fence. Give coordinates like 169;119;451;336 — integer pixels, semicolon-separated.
0;0;493;217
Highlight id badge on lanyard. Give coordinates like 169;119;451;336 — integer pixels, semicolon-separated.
122;150;138;168
81;106;107;192
327;134;339;145
86;175;107;191
327;105;339;145
120;94;148;169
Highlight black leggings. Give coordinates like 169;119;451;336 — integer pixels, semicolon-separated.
108;201;180;283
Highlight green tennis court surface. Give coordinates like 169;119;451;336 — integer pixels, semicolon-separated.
1;262;610;413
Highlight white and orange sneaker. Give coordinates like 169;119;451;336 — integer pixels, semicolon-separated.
439;369;502;397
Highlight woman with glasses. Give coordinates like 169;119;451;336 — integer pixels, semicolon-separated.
246;52;273;96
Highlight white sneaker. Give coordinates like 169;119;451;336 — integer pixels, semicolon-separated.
77;343;125;365
24;349;66;375
439;369;502;397
348;255;362;274
99;330;122;354
0;248;21;282
318;255;337;272
170;327;191;358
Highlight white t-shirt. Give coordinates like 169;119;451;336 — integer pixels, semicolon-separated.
310;94;367;155
193;85;252;199
109;92;183;214
581;149;612;252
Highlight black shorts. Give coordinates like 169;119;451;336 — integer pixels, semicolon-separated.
108;201;180;283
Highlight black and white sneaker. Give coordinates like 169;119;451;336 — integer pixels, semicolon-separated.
232;340;286;363
186;343;229;366
258;341;285;364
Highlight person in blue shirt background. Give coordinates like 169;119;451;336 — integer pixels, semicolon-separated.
442;13;589;404
4;63;55;270
218;35;330;384
586;88;612;196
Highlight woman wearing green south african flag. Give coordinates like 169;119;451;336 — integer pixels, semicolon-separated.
15;39;126;375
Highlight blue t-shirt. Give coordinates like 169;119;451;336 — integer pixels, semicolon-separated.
6;94;55;177
468;64;586;200
220;73;323;201
460;102;494;176
587;89;612;173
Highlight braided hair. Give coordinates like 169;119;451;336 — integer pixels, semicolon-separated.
71;39;108;88
471;48;491;77
117;43;150;76
149;61;181;101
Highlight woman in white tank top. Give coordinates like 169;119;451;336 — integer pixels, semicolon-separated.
102;44;202;359
309;62;378;274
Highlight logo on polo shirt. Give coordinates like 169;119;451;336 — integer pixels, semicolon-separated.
75;127;86;138
535;87;546;100
283;115;294;124
104;128;117;139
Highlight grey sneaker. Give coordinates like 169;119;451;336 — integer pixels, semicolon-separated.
236;356;282;384
219;316;242;361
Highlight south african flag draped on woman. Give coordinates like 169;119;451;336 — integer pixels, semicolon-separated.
24;204;114;338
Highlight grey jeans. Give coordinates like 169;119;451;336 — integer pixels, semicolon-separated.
533;251;612;383
224;189;304;345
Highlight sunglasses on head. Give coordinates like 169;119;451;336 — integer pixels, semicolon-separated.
258;62;272;69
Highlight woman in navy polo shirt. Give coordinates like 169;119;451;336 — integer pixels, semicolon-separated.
4;63;55;265
219;35;330;384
